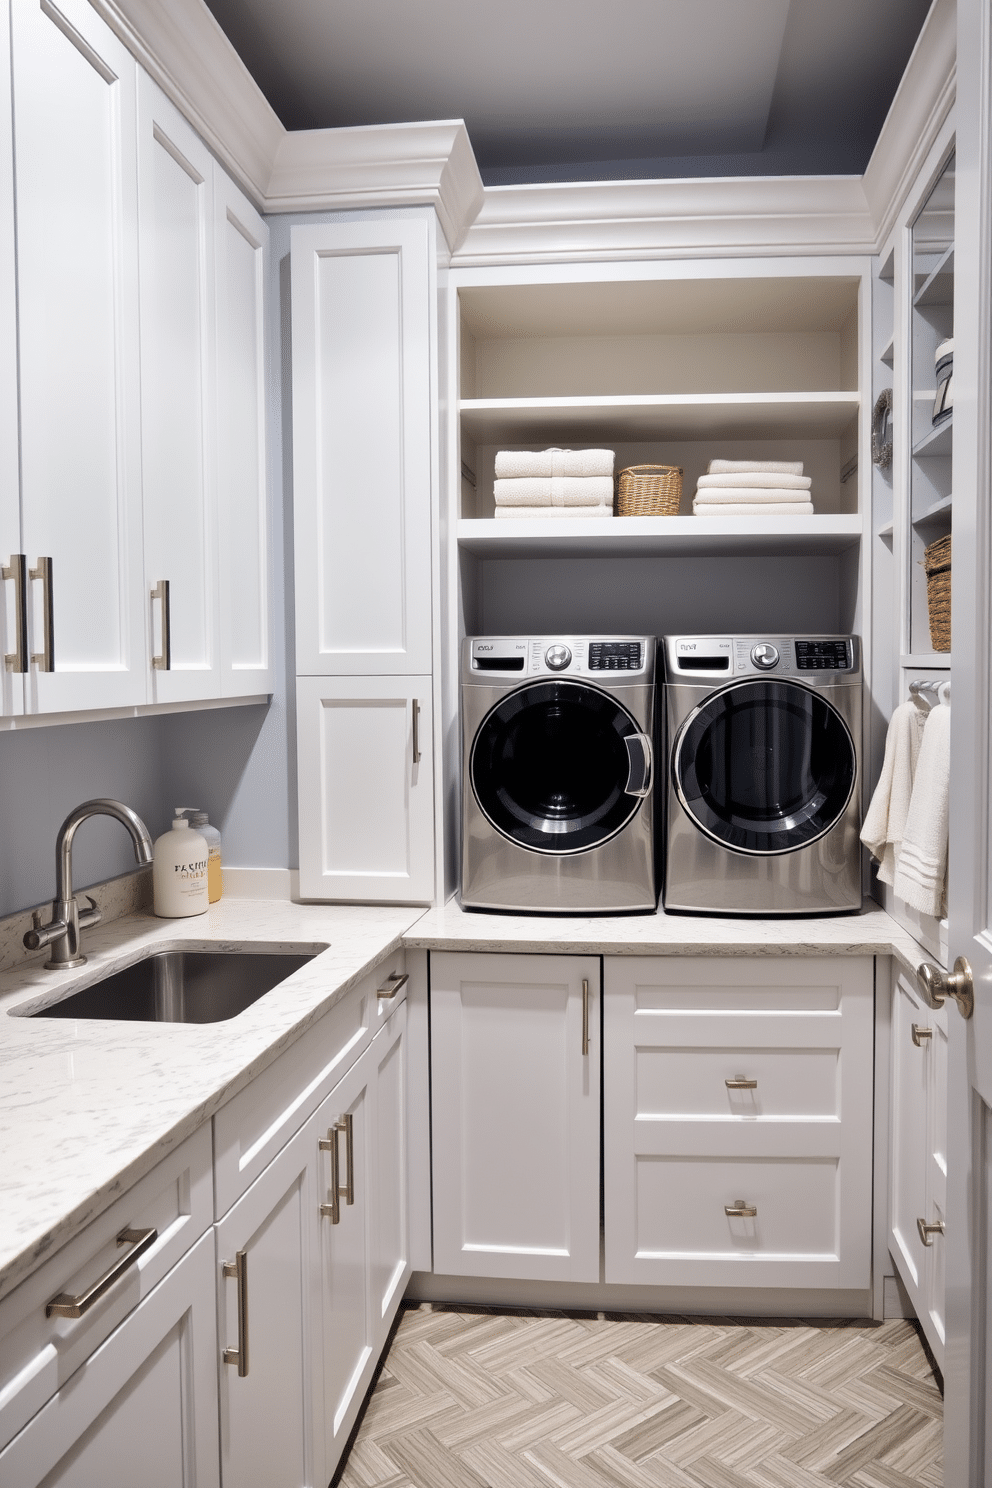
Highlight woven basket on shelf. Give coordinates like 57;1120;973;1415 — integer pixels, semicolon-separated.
617;464;683;517
923;533;952;653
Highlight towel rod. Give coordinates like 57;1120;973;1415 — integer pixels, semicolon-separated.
910;678;951;708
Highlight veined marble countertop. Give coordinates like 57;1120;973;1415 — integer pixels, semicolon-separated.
0;898;419;1304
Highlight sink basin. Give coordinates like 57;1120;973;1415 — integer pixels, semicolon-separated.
29;948;320;1024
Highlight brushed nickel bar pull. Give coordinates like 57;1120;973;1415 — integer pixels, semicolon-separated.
911;1024;933;1046
377;971;409;1000
725;1078;758;1090
222;1250;249;1375
46;1226;157;1317
319;1128;340;1223
337;1113;354;1205
29;556;54;671
582;978;590;1055
725;1200;757;1218
2;554;27;672
917;1217;945;1247
412;697;421;764
151;579;171;670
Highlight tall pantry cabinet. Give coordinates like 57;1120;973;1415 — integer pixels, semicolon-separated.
292;215;437;903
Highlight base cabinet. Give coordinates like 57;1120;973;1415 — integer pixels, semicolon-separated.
889;968;947;1366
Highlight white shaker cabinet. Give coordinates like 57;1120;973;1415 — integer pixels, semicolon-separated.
10;0;146;714
296;674;435;903
0;0;21;718
430;952;601;1283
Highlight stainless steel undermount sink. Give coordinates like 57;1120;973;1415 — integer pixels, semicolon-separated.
28;948;322;1024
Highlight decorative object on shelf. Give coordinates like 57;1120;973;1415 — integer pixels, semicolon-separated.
692;460;812;516
617;464;682;516
933;339;954;423
923;533;951;652
872;388;893;468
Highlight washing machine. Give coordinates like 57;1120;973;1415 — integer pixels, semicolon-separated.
663;635;862;915
461;635;658;914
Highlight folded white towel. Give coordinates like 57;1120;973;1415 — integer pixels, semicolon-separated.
693;501;814;516
494;476;615;507
697;472;811;491
893;704;950;917
493;504;613;520
693;487;814;504
860;700;927;885
707;459;804;476
494;448;615;479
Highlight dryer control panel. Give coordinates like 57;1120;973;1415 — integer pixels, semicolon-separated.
665;635;858;680
466;636;654;679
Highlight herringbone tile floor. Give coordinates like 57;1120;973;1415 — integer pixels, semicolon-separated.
336;1306;942;1488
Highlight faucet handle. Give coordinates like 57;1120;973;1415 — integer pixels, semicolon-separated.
78;895;101;931
23;915;69;952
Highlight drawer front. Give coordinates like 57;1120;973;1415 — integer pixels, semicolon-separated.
0;1123;212;1452
636;1042;840;1120
214;952;407;1217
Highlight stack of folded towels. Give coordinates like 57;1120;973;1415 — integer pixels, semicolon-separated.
692;459;814;516
493;448;615;519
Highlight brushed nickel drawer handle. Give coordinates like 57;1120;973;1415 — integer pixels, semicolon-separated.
222;1250;249;1375
29;556;54;671
46;1226;157;1317
725;1200;757;1218
319;1126;341;1223
377;971;409;1000
911;1024;933;1046
337;1113;354;1205
725;1078;758;1090
3;554;28;672
412;698;421;764
151;579;171;670
582;978;590;1056
917;1217;945;1247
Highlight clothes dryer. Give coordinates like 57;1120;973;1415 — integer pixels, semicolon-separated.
461;635;658;913
663;635;862;915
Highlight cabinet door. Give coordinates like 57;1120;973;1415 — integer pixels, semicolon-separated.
291;217;434;677
215;1120;320;1488
0;0;23;717
430;952;601;1282
11;0;146;713
213;165;271;699
370;1001;410;1351
136;74;218;704
0;1230;219;1488
296;674;434;902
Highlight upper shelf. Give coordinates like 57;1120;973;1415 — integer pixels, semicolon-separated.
914;245;954;308
456;513;863;559
459;393;861;445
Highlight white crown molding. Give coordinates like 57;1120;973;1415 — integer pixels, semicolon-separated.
452;175;876;266
266;121;484;250
862;0;957;250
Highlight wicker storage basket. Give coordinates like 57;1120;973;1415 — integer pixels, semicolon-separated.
923;533;952;653
617;464;683;517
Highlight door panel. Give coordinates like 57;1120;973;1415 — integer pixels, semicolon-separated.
0;0;22;717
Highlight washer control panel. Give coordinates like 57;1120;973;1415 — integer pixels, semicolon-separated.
750;643;780;669
665;636;858;680
795;639;853;671
467;637;652;678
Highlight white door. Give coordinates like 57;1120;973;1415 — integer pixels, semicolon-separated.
291;217;434;677
136;74;218;704
213;165;271;699
296;674;434;902
216;1120;320;1488
941;8;992;1480
370;1002;410;1350
0;0;23;718
430;952;601;1283
0;1231;219;1488
11;0;146;713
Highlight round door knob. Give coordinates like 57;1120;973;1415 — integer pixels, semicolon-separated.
750;643;780;669
917;956;974;1019
545;644;572;671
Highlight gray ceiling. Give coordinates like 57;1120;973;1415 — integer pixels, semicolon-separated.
202;0;934;186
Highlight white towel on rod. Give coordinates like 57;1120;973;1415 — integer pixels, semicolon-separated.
697;472;811;491
494;476;614;507
860;700;927;885
893;703;950;917
494;448;615;479
707;459;804;476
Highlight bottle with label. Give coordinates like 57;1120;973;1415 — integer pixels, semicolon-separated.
190;811;222;903
153;809;209;918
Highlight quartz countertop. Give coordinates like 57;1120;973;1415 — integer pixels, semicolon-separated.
0;898;419;1304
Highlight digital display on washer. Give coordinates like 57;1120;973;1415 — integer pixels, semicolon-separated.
795;640;851;671
588;642;642;671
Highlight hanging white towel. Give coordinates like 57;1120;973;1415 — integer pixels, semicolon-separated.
707;459;804;476
860;700;928;885
494;476;615;507
697;472;811;491
893;704;951;917
494;448;615;479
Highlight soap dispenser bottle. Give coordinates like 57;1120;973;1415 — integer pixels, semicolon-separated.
153;808;209;918
190;811;222;903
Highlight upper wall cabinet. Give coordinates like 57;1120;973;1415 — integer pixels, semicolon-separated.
291;219;434;677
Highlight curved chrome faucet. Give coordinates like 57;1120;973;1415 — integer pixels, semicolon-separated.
24;799;154;968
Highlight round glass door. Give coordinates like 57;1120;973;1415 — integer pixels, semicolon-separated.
674;679;856;855
471;680;645;853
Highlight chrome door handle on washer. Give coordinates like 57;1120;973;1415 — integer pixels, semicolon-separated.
624;733;652;797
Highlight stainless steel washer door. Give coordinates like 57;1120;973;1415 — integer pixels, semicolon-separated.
674;678;856;856
470;679;649;854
